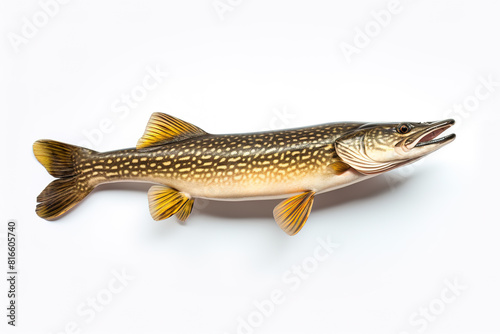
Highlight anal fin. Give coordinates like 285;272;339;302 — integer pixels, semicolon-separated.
273;191;315;236
148;185;192;221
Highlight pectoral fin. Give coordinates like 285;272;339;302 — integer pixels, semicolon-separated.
329;160;351;175
273;191;315;236
148;185;192;221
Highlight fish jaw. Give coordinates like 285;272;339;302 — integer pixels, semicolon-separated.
335;119;456;175
397;119;456;158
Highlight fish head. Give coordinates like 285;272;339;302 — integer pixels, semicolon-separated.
335;119;456;175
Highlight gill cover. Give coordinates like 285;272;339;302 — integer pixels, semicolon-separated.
334;120;455;176
334;128;403;175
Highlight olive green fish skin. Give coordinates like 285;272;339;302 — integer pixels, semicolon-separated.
34;114;455;226
82;123;365;199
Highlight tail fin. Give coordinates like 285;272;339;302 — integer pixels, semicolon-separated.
33;140;96;220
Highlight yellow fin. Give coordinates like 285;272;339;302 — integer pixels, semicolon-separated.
273;191;315;236
36;177;94;220
148;185;191;221
175;198;194;222
137;113;207;149
33;140;97;220
33;140;95;178
329;160;351;175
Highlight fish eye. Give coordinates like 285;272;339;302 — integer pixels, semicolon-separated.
397;124;411;134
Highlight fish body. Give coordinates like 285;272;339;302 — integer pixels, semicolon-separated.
34;113;456;235
83;123;368;200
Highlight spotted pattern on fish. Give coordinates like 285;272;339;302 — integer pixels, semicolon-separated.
84;124;361;190
33;112;455;235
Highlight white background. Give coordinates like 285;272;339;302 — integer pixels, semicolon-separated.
1;1;499;333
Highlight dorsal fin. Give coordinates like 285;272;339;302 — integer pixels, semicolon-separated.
136;113;208;149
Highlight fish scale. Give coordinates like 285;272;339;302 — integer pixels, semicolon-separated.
81;124;361;200
34;113;455;235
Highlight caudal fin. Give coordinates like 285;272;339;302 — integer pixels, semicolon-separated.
33;140;96;220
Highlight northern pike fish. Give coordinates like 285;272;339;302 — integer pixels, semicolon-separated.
34;113;456;235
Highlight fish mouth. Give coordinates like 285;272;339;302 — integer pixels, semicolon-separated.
406;119;456;150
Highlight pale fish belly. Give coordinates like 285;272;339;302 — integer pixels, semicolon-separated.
150;168;372;201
